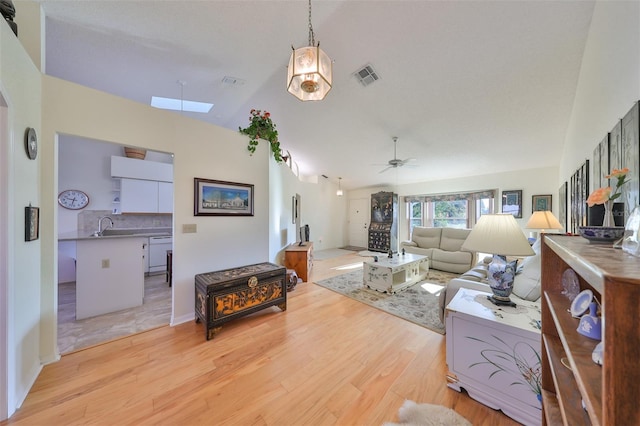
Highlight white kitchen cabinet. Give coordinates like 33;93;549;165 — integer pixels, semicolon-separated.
158;181;173;213
120;178;173;213
111;155;173;182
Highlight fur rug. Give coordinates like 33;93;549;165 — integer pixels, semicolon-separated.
384;400;472;426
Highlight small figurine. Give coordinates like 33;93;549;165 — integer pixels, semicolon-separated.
373;256;378;262
388;249;393;258
401;248;406;256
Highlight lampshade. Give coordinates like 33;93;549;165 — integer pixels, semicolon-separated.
526;211;563;231
462;214;535;256
287;0;332;101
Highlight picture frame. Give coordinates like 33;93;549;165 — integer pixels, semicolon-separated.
558;182;567;232
194;178;254;216
570;160;589;234
502;190;522;218
532;194;552;212
25;206;39;241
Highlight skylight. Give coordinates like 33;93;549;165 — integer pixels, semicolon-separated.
151;96;213;113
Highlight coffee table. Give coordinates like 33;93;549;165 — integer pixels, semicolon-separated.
363;253;428;293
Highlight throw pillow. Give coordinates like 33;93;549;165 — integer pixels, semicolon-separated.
487;255;518;298
512;250;541;301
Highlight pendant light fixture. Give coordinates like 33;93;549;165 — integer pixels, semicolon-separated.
287;0;332;101
337;177;343;197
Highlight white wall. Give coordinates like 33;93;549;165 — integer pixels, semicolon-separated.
0;15;43;418
58;135;173;234
561;1;640;187
269;161;348;265
349;166;559;242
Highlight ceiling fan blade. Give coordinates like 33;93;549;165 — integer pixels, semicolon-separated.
379;166;393;174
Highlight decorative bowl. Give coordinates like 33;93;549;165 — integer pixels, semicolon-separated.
577;226;624;243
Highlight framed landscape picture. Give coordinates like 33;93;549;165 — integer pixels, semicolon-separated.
502;190;522;218
532;194;552;212
194;178;254;216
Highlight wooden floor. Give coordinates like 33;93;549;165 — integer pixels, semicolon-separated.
4;252;519;425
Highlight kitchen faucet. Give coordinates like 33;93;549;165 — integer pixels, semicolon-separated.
97;216;114;236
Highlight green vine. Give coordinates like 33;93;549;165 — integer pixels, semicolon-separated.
238;109;282;163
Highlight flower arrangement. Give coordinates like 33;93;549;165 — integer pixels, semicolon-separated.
587;168;630;207
238;109;283;163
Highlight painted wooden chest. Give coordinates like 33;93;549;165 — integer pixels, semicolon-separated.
195;262;287;340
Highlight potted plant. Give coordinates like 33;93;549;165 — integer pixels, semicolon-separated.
239;109;283;163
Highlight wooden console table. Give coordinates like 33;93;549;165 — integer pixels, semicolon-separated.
284;242;313;282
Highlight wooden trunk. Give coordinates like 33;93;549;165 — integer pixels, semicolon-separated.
195;262;286;340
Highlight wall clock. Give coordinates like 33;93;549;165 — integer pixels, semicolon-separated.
58;189;90;210
25;127;37;160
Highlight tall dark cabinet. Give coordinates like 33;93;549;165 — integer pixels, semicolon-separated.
367;191;398;253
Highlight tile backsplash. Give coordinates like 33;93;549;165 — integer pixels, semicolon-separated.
78;210;172;233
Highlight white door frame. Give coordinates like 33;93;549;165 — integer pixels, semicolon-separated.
0;88;14;419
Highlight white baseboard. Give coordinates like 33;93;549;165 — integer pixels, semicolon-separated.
171;312;195;326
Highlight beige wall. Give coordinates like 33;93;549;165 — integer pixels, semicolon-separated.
561;1;640;192
41;75;272;328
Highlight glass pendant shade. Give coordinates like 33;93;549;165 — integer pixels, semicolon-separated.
287;45;332;101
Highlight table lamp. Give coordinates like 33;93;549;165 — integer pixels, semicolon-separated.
526;210;563;234
462;214;535;306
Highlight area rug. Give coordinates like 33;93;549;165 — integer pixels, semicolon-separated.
383;400;472;426
314;268;459;334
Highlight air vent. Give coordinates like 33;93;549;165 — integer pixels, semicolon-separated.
221;76;246;86
354;64;379;87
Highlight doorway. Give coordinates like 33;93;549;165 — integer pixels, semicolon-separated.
56;135;174;354
348;198;369;248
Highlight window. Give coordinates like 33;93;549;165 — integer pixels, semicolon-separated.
406;190;496;235
409;201;423;235
433;200;468;228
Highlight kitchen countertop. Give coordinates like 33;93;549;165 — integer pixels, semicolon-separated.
59;227;172;241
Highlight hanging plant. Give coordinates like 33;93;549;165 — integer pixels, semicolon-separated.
239;109;283;163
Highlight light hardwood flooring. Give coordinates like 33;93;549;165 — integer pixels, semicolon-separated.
5;252;518;425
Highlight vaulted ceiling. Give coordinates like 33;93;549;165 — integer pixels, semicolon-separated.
39;0;596;190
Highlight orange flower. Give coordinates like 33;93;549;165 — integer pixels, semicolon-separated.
605;168;629;179
587;187;612;207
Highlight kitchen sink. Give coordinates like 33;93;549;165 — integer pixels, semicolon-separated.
96;227;172;237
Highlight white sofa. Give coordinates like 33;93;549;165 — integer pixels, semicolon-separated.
438;238;543;322
400;227;475;274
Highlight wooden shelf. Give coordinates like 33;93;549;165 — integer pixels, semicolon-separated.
543;334;592;425
542;235;640;425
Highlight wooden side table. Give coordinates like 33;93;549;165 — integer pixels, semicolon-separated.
445;288;542;426
284;242;313;282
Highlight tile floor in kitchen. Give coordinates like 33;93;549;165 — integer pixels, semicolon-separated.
57;273;172;354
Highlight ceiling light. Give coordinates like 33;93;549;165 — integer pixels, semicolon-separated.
337;177;343;197
150;96;213;113
287;0;332;101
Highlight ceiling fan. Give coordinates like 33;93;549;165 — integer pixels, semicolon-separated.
378;137;416;173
